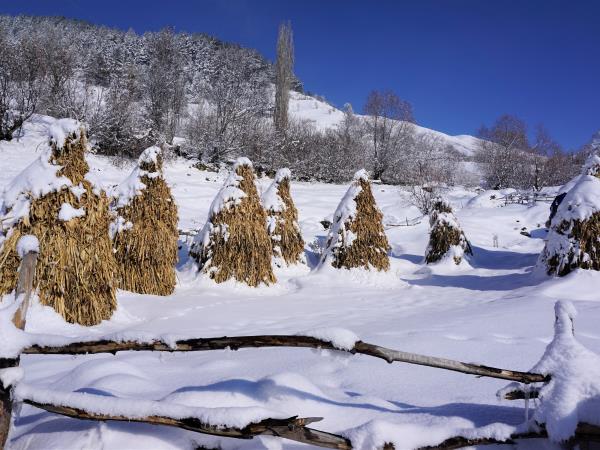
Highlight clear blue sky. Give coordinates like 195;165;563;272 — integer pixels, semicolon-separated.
2;0;599;150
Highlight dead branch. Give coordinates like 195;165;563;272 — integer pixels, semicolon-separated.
21;398;351;449
501;387;541;400
22;335;547;384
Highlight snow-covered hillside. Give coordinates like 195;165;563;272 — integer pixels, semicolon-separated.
1;117;599;450
290;91;483;156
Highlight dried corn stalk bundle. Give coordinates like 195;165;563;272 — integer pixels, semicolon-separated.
111;146;178;295
320;170;390;271
190;158;276;286
0;120;116;325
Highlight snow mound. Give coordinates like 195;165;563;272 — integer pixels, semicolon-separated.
499;300;600;442
465;189;515;208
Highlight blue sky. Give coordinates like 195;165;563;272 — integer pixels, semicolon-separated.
2;0;599;149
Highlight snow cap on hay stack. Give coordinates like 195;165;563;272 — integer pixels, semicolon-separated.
111;146;178;295
320;169;390;271
539;152;600;276
261;168;305;266
425;199;472;265
0;119;116;325
190;157;276;286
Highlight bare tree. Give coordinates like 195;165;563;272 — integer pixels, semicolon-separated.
274;21;294;132
363;90;415;180
186;49;270;162
144;28;186;144
0;32;46;141
476;114;531;189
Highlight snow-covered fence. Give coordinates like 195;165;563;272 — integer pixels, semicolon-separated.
502;192;555;206
2;255;600;449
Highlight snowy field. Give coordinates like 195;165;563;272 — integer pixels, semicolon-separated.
2;116;600;449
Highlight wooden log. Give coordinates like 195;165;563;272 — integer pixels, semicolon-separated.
1;250;38;448
12;251;38;330
23;335;547;384
21;398;352;449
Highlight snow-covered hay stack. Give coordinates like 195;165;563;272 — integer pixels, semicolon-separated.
111;146;178;295
190;158;276;286
0;120;116;325
540;153;600;276
425;199;472;265
262;168;305;266
320;170;390;271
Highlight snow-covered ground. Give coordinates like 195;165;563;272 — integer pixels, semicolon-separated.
2;116;600;449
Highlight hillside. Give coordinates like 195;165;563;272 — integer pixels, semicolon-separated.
1;115;599;449
290;91;483;157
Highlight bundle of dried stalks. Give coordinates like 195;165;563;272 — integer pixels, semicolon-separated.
321;170;390;271
425;199;472;265
541;154;600;276
111;147;178;295
0;121;116;325
190;158;276;286
262;168;304;266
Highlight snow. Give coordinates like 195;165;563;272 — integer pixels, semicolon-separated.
261;168;290;213
14;382;288;429
58;203;86;222
0;367;24;388
48;118;81;149
301;327;359;350
16;234;39;258
1;116;600;449
111;146;163;208
0;148;71;227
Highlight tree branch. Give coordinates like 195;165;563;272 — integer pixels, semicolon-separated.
21;398;352;449
22;335;548;384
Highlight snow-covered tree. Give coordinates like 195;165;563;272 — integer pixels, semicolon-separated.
539;152;600;276
320;170;390;271
425;199;472;265
262;168;305;266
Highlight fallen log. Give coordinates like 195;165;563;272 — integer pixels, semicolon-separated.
22;335;548;384
21;398;352;449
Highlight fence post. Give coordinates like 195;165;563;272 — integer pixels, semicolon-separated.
0;250;38;448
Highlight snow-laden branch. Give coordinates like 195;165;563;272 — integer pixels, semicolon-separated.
21;334;547;384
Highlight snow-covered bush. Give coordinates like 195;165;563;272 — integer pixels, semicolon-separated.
111;146;179;295
425;199;472;265
320;170;390;271
539;153;600;276
262;168;305;266
190;157;276;286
